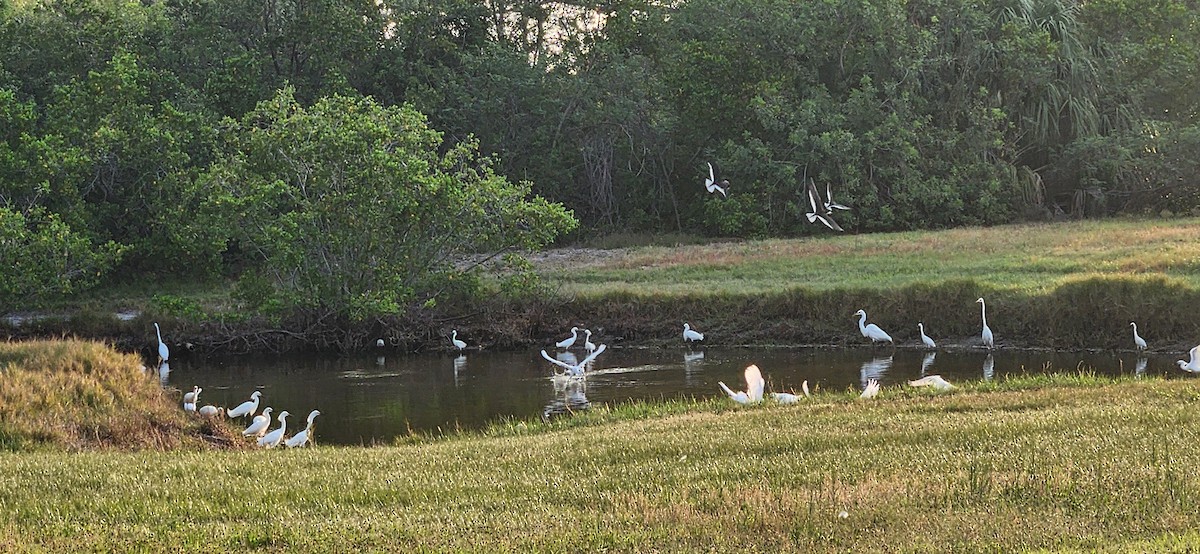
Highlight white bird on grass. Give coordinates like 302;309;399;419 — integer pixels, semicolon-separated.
977;298;994;350
853;310;893;345
1130;322;1147;351
770;381;810;404
451;330;467;351
183;386;200;412
285;410;321;448
556;327;580;349
805;178;844;232
704;162;729;198
909;375;955;391
154;322;170;362
257;411;290;448
242;407;274;438
1177;345;1200;373
718;364;765;405
860;379;881;399
584;329;597;354
198;405;223;417
541;344;608;378
226;391;262;420
917;323;936;349
683;323;705;343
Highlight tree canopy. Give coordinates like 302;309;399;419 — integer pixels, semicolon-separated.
2;0;1199;311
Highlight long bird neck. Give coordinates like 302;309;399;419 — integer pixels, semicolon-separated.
857;313;868;332
980;303;988;327
155;325;163;342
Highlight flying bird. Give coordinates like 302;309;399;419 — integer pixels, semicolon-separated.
823;182;850;212
718;364;765;404
704;162;729;197
541;344;608;378
805;178;844;232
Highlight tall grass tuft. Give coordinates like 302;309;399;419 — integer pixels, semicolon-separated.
0;339;243;451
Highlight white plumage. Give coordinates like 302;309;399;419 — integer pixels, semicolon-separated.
718;365;765;404
917;323;936;349
226;391;262;419
853;310;893;344
1130;322;1147;351
556;327;580;349
909;375;955;391
977;298;994;349
683;323;705;343
451;330;467;351
154;322;170;362
860;379;881;399
285;410;321;448
1177;345;1200;373
541;344;608;378
257;411;290;448
242;407;274;438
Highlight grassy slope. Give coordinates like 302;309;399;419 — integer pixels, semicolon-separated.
543;218;1200;296
522;218;1200;351
4;376;1200;552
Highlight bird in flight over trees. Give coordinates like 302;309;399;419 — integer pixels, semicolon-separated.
704;162;729;198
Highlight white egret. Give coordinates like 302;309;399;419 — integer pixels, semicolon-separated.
909;375;955;391
285;410;321;448
541;344;608;378
853;310;893;344
451;330;467;351
1130;322;1147;351
183;386;200;412
257;411;290;448
976;298;994;349
1177;345;1200;373
805;178;844;232
376;338;385;348
556;327;580;349
917;323;936;349
153;322;170;362
683;323;705;343
860;379;881;399
197;405;223;417
226;391;262;419
584;329;597;354
241;407;274;438
824;183;850;212
718;364;765;405
704;162;729;198
771;379;812;404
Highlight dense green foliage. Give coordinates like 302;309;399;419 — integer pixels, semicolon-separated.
1;0;1199;312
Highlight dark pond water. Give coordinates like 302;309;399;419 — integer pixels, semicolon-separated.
162;347;1179;445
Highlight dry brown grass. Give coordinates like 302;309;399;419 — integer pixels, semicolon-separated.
0;339;244;451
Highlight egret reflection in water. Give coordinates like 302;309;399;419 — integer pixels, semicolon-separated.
1136;357;1148;377
544;379;590;420
684;351;705;385
982;354;995;381
860;355;893;387
920;352;936;376
453;354;467;387
158;361;170;385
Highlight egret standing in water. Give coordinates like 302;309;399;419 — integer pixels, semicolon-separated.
451;330;467;351
153;322;170;363
541;344;608;379
556;327;580;349
583;329;597;354
683;323;705;343
853;310;893;345
917;323;936;349
1130;322;1147;351
976;298;994;350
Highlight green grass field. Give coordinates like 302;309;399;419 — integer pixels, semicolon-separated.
539;218;1200;297
4;374;1200;552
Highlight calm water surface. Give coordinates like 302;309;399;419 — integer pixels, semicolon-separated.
164;347;1178;445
